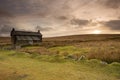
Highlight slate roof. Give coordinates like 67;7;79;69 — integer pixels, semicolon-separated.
12;31;42;36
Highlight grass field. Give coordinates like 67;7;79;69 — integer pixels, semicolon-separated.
0;50;120;80
0;34;120;80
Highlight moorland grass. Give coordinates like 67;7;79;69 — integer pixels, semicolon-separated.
49;40;120;63
0;34;120;80
0;50;120;80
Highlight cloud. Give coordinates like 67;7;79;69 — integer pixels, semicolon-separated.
0;9;13;17
100;0;120;9
0;0;120;36
0;25;13;35
71;18;90;26
0;0;69;16
118;16;120;19
103;20;120;30
57;16;68;20
106;0;120;9
36;26;53;31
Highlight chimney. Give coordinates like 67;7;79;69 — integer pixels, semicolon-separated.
10;28;15;36
12;28;15;31
38;30;40;33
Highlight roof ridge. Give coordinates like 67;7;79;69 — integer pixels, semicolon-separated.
14;30;38;33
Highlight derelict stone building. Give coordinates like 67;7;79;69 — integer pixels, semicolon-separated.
10;28;42;48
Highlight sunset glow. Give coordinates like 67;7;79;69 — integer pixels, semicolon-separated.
0;0;120;37
93;30;101;34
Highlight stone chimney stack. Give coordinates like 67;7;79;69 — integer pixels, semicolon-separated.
38;30;40;33
11;28;15;36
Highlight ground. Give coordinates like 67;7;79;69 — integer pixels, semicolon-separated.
0;34;120;80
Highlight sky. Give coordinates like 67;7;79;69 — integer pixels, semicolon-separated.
0;0;120;37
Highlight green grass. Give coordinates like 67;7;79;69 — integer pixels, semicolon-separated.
0;50;120;80
49;46;89;55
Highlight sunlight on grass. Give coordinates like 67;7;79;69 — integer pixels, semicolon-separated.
49;46;89;55
0;50;120;80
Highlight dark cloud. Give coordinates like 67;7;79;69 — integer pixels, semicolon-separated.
102;0;120;9
0;0;38;15
103;20;120;30
0;0;69;16
0;25;13;35
0;0;26;15
0;9;13;17
36;26;53;31
0;14;14;35
57;16;68;20
71;19;89;26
